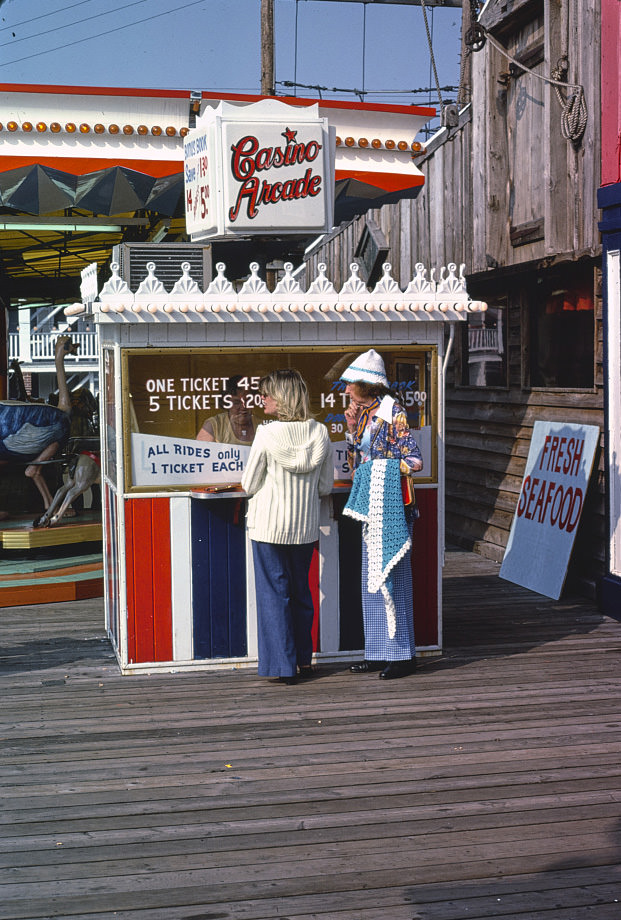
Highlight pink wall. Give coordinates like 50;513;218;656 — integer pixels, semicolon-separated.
601;0;621;185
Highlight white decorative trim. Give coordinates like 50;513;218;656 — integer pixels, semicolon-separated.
74;259;487;324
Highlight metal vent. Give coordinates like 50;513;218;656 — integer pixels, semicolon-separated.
112;243;212;291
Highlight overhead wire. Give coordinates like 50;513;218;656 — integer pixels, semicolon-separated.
280;2;456;109
277;80;456;98
0;0;150;49
0;0;208;68
0;0;97;33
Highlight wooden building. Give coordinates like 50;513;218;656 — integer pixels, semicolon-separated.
306;0;604;598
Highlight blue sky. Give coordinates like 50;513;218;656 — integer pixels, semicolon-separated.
0;0;461;115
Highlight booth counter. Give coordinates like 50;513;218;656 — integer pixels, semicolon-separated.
74;258;486;674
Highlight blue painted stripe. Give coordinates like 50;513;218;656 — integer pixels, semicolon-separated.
191;498;247;659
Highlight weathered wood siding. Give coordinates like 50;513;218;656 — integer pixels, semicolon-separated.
306;0;603;597
445;268;604;593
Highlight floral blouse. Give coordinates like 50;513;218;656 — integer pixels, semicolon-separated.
346;398;423;476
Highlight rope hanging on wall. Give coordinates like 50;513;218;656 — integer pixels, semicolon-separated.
469;27;588;147
550;56;588;145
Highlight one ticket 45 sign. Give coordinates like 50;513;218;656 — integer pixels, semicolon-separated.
184;99;335;239
500;421;599;599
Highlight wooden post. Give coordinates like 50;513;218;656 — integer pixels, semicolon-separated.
261;0;275;96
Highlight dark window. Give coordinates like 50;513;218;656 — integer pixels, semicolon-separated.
461;298;508;387
529;266;594;388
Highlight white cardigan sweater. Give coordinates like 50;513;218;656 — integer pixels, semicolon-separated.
241;419;333;544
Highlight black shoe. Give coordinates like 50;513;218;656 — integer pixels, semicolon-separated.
350;660;384;673
298;665;316;679
379;659;417;680
278;675;298;685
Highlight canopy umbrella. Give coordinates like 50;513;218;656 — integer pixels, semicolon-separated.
0;164;77;214
74;166;155;216
334;176;423;224
145;173;184;218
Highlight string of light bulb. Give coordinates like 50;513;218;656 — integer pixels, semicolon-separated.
0;121;188;137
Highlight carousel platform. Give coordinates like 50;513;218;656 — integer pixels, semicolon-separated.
0;513;103;607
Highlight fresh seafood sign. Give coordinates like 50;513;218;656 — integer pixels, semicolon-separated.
184;99;334;239
500;421;600;599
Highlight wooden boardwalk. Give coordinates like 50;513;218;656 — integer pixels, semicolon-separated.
1;550;620;919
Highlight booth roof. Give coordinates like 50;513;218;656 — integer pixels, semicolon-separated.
67;260;487;324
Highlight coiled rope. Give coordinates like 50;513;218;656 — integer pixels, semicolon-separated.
482;30;588;145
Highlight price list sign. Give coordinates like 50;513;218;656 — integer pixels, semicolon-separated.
184;127;216;238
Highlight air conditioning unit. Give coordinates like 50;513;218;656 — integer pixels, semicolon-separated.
112;243;212;292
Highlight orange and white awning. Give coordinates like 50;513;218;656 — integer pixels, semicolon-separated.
0;83;433;222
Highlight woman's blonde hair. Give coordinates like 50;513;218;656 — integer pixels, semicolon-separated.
259;369;311;421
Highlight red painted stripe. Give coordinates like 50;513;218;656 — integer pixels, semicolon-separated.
335;169;425;193
124;497;173;664
309;544;320;652
0;83;191;99
0;83;435;117
201;91;436;118
411;489;438;646
0;156;182;177
1;161;425;191
151;498;173;662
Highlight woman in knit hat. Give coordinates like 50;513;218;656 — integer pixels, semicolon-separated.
341;349;423;679
241;369;333;685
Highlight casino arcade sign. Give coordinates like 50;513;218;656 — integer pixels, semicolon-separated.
184;99;335;239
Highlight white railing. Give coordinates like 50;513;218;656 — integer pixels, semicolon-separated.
468;325;501;353
8;331;99;362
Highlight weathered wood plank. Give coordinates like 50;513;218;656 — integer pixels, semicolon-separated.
1;558;619;918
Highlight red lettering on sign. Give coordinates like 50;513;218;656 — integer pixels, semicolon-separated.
230;134;323;182
569;438;584;476
524;477;540;519
228;168;323;223
538;434;585;478
565;487;583;532
517;476;531;517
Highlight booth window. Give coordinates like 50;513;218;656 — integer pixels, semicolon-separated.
528;267;594;389
461;298;508;387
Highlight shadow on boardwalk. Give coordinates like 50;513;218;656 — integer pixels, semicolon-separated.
1;549;620;920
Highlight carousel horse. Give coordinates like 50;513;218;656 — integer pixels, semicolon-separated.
0;336;79;510
33;449;101;528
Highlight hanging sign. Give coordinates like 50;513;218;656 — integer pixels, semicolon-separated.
500;421;599;599
184;99;335;239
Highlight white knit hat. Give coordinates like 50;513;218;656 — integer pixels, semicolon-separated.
340;349;389;387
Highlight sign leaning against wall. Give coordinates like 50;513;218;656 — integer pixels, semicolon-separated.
122;346;437;492
500;420;600;599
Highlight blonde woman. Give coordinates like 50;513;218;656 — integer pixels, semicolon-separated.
241;369;333;685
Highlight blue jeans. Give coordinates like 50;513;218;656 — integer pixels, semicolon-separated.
251;540;316;677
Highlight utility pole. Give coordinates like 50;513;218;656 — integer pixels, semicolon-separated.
261;0;275;96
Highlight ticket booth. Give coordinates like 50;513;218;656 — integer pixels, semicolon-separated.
77;257;486;674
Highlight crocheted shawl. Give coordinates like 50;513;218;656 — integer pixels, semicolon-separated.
343;458;411;638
